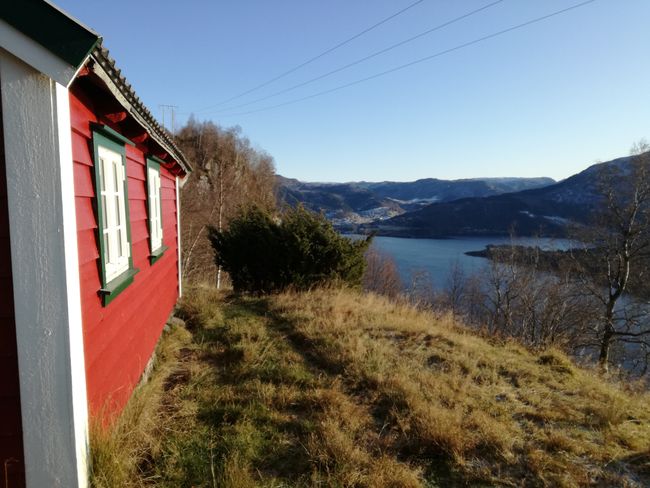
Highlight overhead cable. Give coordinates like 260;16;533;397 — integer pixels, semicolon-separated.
198;0;427;111
216;0;598;118
205;0;504;114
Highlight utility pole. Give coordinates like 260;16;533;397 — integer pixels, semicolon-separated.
158;104;178;134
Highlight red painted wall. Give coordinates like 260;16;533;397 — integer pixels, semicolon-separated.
69;87;180;417
0;94;25;487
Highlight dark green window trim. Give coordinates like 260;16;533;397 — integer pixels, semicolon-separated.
146;157;165;265
149;245;169;265
99;268;139;306
92;128;138;306
91;123;136;147
149;155;167;165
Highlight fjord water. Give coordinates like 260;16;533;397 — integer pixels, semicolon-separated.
363;235;572;289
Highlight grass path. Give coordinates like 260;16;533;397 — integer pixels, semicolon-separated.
91;286;650;487
162;292;425;487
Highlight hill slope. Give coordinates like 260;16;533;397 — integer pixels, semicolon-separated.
368;156;634;237
92;287;650;487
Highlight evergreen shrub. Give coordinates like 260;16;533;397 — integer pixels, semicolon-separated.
208;206;371;293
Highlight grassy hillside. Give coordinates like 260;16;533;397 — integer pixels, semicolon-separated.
91;287;650;487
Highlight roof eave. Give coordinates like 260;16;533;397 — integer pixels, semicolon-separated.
0;0;100;71
89;46;192;174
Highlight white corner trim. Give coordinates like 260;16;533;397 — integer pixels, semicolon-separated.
0;50;89;488
54;80;90;487
0;20;76;86
176;176;182;297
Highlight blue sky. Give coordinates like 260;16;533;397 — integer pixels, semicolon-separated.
58;0;650;182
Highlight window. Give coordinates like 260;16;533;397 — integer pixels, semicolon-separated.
92;125;139;306
99;145;130;280
146;158;167;264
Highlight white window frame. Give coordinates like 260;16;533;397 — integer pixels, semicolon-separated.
148;164;163;253
98;145;130;281
92;125;138;306
146;158;167;264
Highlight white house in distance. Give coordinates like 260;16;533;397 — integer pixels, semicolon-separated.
0;1;191;487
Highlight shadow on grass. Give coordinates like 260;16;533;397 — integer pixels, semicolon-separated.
257;299;461;488
181;295;316;484
175;293;463;487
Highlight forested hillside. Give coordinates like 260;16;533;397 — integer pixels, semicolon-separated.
176;118;277;283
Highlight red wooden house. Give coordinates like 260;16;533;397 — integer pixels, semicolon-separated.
0;1;191;486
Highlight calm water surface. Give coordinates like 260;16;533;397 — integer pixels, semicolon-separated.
358;235;572;289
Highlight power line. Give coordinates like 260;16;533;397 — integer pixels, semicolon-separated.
159;104;178;133
202;0;504;115
197;0;427;111
216;0;598;118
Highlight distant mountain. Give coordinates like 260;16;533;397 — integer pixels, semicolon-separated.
363;156;635;238
276;175;555;227
359;177;555;202
278;176;392;213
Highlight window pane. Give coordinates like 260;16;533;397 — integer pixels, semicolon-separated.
102;156;113;194
117;227;123;257
103;233;109;260
112;160;120;193
98;157;106;192
149;178;155;224
108;226;117;264
101;194;107;229
105;192;114;232
118;208;128;257
113;194;121;228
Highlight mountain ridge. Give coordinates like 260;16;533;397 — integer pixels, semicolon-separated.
277;174;556;227
363;155;635;237
277;154;641;237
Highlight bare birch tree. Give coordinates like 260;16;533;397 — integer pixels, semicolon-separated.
176;117;276;285
570;143;650;371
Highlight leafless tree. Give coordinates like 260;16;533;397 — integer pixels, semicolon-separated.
441;259;466;315
455;244;594;349
480;247;523;336
570;143;650;371
406;269;437;309
363;247;402;299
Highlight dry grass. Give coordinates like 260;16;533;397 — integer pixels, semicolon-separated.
89;321;193;487
268;287;650;487
90;285;650;487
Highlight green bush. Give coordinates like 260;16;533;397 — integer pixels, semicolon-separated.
207;206;371;293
